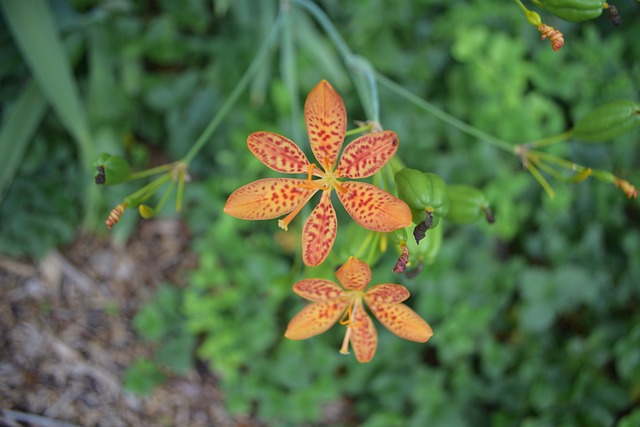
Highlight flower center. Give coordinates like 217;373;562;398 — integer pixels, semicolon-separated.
299;162;347;194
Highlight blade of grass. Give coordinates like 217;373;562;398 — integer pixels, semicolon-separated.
0;81;48;203
0;0;92;154
1;0;100;227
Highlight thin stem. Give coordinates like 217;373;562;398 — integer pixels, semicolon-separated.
128;163;173;180
154;180;176;213
525;159;555;198
524;130;572;149
294;0;379;123
531;150;587;171
181;11;286;164
353;230;375;259
345;124;374;138
293;0;352;62
125;174;171;205
376;73;515;153
512;0;529;14
176;170;185;212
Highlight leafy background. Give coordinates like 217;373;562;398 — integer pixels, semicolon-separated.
1;0;639;426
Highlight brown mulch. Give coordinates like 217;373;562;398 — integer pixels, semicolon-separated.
0;220;257;427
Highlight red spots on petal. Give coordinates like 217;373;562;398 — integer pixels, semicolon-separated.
302;191;337;266
247;132;310;174
335;131;399;179
337;181;412;232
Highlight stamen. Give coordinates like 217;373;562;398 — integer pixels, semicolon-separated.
307;164;316;181
333;180;348;194
322;156;333;173
339;327;352;355
277;191;317;231
339;301;354;325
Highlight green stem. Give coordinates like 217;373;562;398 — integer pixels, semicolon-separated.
344;124;373;137
513;0;529;14
525;160;555;198
128;163;174;180
125;174;171;206
525;130;572;149
154;180;176;213
531;150;587;171
293;0;379;123
293;0;352;63
376;73;515;153
181;11;286;164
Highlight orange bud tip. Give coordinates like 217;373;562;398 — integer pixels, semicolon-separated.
105;203;127;229
615;178;638;199
539;24;564;52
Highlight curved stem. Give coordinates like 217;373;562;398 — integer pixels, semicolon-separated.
376;73;515;153
293;0;380;123
181;10;286;164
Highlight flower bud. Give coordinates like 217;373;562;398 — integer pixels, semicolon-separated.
535;0;605;22
446;184;493;224
395;168;450;225
571;99;640;142
92;153;131;185
138;204;156;219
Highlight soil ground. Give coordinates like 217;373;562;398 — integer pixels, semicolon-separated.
0;219;258;427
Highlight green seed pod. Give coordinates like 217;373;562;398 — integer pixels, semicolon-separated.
395;168;450;220
533;0;605;22
447;184;493;224
571;99;640;142
92;153;131;185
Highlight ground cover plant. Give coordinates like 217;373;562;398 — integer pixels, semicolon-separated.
1;0;639;425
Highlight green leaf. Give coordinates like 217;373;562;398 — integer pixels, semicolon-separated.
0;81;47;203
0;0;92;153
122;358;165;396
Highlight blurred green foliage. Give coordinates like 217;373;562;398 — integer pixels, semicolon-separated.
1;0;639;425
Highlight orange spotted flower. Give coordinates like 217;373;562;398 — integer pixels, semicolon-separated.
285;256;433;363
224;80;411;266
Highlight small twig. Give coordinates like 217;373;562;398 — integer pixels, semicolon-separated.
1;409;80;427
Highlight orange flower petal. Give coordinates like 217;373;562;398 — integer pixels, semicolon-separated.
302;190;337;266
285;299;349;340
335;130;399;179
292;279;347;302
304;80;346;171
366;302;433;343
224;178;317;220
247;131;311;174
335;257;371;291
349;302;378;363
364;283;410;304
337;181;412;232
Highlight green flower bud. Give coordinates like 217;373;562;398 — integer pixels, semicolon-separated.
138;204;155;219
571;99;640;142
533;0;605;22
92;153;131;185
447;184;493;224
395;168;450;221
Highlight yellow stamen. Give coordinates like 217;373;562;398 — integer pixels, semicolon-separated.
277;191;317;231
307;164;316;181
